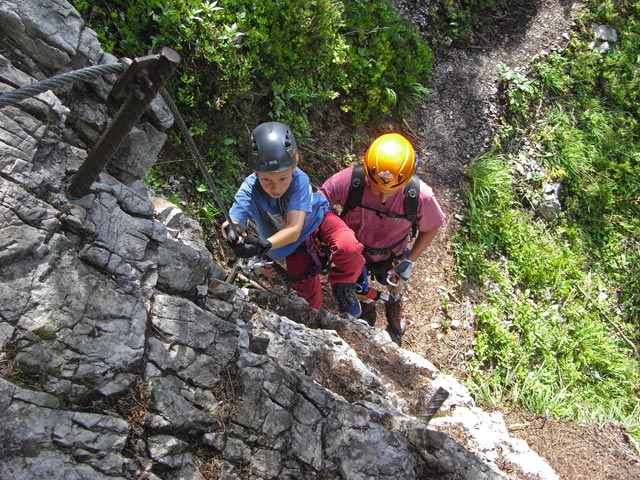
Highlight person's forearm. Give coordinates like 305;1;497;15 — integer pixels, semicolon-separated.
406;229;439;262
267;225;303;250
267;209;306;250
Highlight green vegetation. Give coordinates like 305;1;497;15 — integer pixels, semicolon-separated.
423;0;509;46
73;0;436;239
33;327;56;341
73;0;434;137
73;0;639;447
454;0;640;444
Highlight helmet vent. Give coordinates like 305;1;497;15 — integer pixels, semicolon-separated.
284;130;295;159
249;122;298;172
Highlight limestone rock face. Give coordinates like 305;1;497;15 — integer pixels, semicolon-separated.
0;1;558;479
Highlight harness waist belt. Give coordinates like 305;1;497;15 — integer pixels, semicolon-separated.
363;235;408;257
364;246;392;256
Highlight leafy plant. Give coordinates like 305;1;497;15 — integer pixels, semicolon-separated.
73;0;434;131
339;0;434;123
498;63;537;111
455;0;640;443
422;0;510;46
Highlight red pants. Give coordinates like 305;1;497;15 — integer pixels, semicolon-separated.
285;210;364;309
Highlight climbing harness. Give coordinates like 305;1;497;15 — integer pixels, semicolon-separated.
354;248;411;306
302;231;331;278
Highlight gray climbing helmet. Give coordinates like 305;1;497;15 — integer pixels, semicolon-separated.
249;121;299;172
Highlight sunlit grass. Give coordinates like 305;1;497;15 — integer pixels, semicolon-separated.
454;0;640;444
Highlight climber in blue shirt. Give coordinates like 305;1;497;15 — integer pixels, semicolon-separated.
222;122;365;316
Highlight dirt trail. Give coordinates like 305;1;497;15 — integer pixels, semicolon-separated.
398;0;577;374
393;1;640;478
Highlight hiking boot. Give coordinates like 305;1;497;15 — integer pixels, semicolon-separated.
385;298;407;335
332;283;361;318
360;301;377;326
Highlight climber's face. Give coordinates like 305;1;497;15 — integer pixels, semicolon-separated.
257;166;296;198
368;180;401;204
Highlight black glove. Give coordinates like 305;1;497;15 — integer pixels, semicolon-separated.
224;222;247;246
232;235;272;258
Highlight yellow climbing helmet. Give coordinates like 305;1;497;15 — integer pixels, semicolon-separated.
363;133;416;191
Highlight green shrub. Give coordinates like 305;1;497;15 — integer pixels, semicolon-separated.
458;0;640;442
421;0;510;46
340;0;433;123
73;0;433;132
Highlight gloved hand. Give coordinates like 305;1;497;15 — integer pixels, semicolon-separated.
223;222;247;246
232;234;272;258
391;259;414;282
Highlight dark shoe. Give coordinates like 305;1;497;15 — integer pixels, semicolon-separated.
360;301;377;326
332;283;362;318
385;299;407;335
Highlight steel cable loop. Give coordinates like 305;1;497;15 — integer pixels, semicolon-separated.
0;62;127;108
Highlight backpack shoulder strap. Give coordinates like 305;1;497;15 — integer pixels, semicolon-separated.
403;175;421;238
342;167;421;238
341;163;365;217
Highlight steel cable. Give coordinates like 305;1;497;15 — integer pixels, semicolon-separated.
0;58;284;290
0;62;127;108
160;87;236;229
0;60;234;229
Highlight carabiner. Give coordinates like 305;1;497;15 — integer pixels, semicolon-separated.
386;272;401;288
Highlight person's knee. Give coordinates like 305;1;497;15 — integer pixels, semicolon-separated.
304;295;322;310
332;232;364;257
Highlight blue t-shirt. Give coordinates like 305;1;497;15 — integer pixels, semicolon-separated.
229;169;329;259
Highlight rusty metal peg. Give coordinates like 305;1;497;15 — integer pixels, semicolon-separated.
110;52;166;101
422;387;450;425
68;47;181;199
